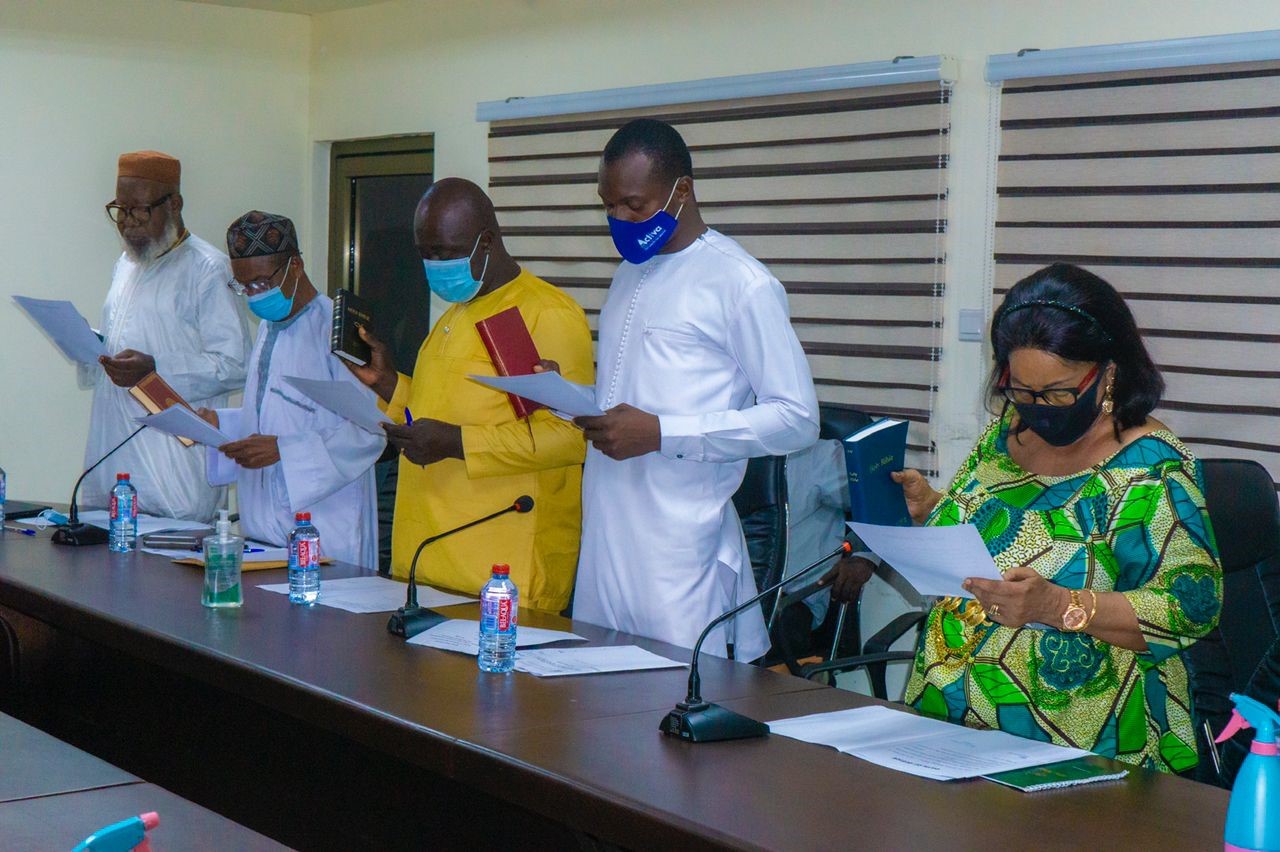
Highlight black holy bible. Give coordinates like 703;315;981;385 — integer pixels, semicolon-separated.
331;288;374;367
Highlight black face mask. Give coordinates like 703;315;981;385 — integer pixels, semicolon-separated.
1012;372;1104;447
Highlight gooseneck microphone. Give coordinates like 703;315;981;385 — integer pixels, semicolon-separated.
660;539;853;743
52;426;148;547
387;495;535;639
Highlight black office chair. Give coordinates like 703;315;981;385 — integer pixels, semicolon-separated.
1184;458;1280;787
758;404;877;675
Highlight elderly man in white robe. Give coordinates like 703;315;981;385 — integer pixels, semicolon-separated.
81;150;250;521
198;212;384;568
564;119;820;661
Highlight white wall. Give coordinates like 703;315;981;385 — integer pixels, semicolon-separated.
0;1;310;502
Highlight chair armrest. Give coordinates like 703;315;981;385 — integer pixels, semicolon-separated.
801;650;916;681
862;611;926;656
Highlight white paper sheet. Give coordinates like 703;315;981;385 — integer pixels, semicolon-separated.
768;705;1090;781
74;511;212;535
467;372;603;417
847;521;1003;598
134;405;232;447
513;645;685;677
283;376;391;434
254;575;476;614
406;619;587;655
13;296;108;364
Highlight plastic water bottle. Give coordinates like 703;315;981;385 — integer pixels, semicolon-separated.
478;563;518;673
288;512;320;605
108;473;137;553
0;463;6;527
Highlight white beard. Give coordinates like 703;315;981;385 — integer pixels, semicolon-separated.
121;217;181;265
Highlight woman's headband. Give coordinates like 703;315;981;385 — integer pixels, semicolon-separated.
999;299;1114;344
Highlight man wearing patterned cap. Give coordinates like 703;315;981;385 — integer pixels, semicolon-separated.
80;151;250;521
196;212;384;568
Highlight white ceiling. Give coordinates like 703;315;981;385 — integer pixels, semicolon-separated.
183;0;388;14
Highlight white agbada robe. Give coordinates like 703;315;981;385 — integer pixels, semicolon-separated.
81;235;250;521
575;229;819;661
207;295;384;570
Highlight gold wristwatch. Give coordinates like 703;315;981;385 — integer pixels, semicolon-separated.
1062;590;1089;632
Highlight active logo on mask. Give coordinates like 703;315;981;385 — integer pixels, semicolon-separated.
607;180;683;264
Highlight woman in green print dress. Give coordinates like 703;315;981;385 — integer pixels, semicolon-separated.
849;263;1221;773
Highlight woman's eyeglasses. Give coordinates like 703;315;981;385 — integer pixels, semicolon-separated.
998;365;1100;407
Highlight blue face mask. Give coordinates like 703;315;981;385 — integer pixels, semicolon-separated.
423;233;488;303
246;258;297;322
607;180;683;264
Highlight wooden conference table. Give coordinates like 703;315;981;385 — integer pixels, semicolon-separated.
0;529;1229;850
0;711;283;849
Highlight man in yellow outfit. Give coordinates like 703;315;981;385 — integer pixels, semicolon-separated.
347;178;592;611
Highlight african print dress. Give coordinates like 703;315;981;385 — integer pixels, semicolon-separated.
903;412;1222;773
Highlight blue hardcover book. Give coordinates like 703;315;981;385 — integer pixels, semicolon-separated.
843;418;911;526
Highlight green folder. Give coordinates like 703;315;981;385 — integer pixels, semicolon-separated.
984;755;1129;792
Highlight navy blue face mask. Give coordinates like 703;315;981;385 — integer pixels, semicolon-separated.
1012;370;1105;447
607;180;683;264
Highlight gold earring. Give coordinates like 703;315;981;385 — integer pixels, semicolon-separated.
1101;382;1114;416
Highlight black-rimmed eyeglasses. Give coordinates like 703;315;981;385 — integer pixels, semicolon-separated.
105;194;174;225
998;364;1101;408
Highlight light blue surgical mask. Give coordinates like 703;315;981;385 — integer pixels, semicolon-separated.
246;257;298;322
423;232;489;303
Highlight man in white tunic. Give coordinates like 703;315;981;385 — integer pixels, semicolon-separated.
199;212;384;569
572;119;820;661
82;151;250;521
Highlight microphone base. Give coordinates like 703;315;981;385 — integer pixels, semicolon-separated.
51;523;110;547
387;606;447;639
659;701;769;743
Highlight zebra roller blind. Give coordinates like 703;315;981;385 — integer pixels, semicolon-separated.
486;80;951;474
993;60;1280;487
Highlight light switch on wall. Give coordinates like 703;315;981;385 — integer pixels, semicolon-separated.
958;308;986;342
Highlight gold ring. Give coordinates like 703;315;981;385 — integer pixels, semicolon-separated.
990;604;1001;618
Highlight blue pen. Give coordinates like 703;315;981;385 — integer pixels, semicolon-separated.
404;406;414;425
3;525;36;537
244;547;265;554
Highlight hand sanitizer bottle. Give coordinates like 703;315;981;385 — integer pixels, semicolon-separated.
202;509;243;608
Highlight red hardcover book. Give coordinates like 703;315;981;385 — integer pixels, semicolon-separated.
474;307;546;420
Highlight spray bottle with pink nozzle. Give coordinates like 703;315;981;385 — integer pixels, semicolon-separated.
1216;693;1280;852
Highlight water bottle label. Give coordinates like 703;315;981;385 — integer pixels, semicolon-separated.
482;596;517;634
110;494;137;520
296;539;319;569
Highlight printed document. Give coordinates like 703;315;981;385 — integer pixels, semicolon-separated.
769;705;1090;780
255;575;475;614
407;619;587;655
467;372;603;417
135;405;232;447
848;521;1003;598
283;376;391;434
14;296;107;364
514;645;685;677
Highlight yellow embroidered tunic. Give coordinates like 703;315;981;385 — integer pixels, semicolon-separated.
383;269;593;611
